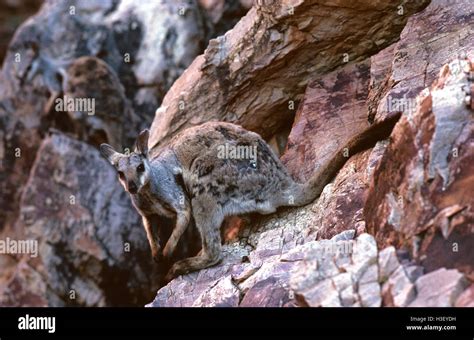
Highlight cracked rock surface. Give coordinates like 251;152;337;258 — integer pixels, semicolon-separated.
0;0;248;306
0;0;472;308
148;230;469;307
148;1;473;307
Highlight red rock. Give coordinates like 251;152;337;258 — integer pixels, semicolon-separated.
409;268;468;307
149;0;430;153
0;260;48;307
240;276;294;307
0;0;42;63
374;0;474;123
3;0;471;309
281;60;371;183
0;0;248;306
365;57;474;279
16;132;158;306
279;57;399;239
455;284;474;307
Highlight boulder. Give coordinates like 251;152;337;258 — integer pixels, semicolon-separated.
149;226;470;307
148;0;430;152
409;268;468;307
373;0;474;123
0;0;231;233
1;0;472;308
455;285;474;307
0;0;42;63
105;0;209;114
365;56;474;279
0;0;248;306
281;60;372;183
0;260;48;307
15;132;156;306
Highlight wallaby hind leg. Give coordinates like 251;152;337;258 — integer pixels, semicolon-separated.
165;202;223;281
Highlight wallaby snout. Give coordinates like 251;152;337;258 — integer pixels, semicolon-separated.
127;181;138;194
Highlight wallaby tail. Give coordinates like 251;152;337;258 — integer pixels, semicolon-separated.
291;112;402;206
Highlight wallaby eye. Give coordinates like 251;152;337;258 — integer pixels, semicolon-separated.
137;164;145;173
118;171;125;180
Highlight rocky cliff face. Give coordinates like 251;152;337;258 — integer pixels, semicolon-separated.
148;0;474;307
0;0;473;307
0;0;42;64
0;0;250;306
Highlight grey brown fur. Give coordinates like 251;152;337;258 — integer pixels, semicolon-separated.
100;118;399;281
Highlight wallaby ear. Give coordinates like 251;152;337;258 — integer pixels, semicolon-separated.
100;143;121;165
135;129;149;156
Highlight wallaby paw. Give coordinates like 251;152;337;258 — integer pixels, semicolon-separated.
151;250;163;264
164;267;178;283
164;271;175;283
162;244;174;260
164;261;189;282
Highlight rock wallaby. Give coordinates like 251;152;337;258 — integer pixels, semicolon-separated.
100;117;399;281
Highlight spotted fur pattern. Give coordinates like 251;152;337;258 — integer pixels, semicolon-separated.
101;118;400;281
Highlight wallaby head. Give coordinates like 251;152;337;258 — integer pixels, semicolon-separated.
100;129;151;195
